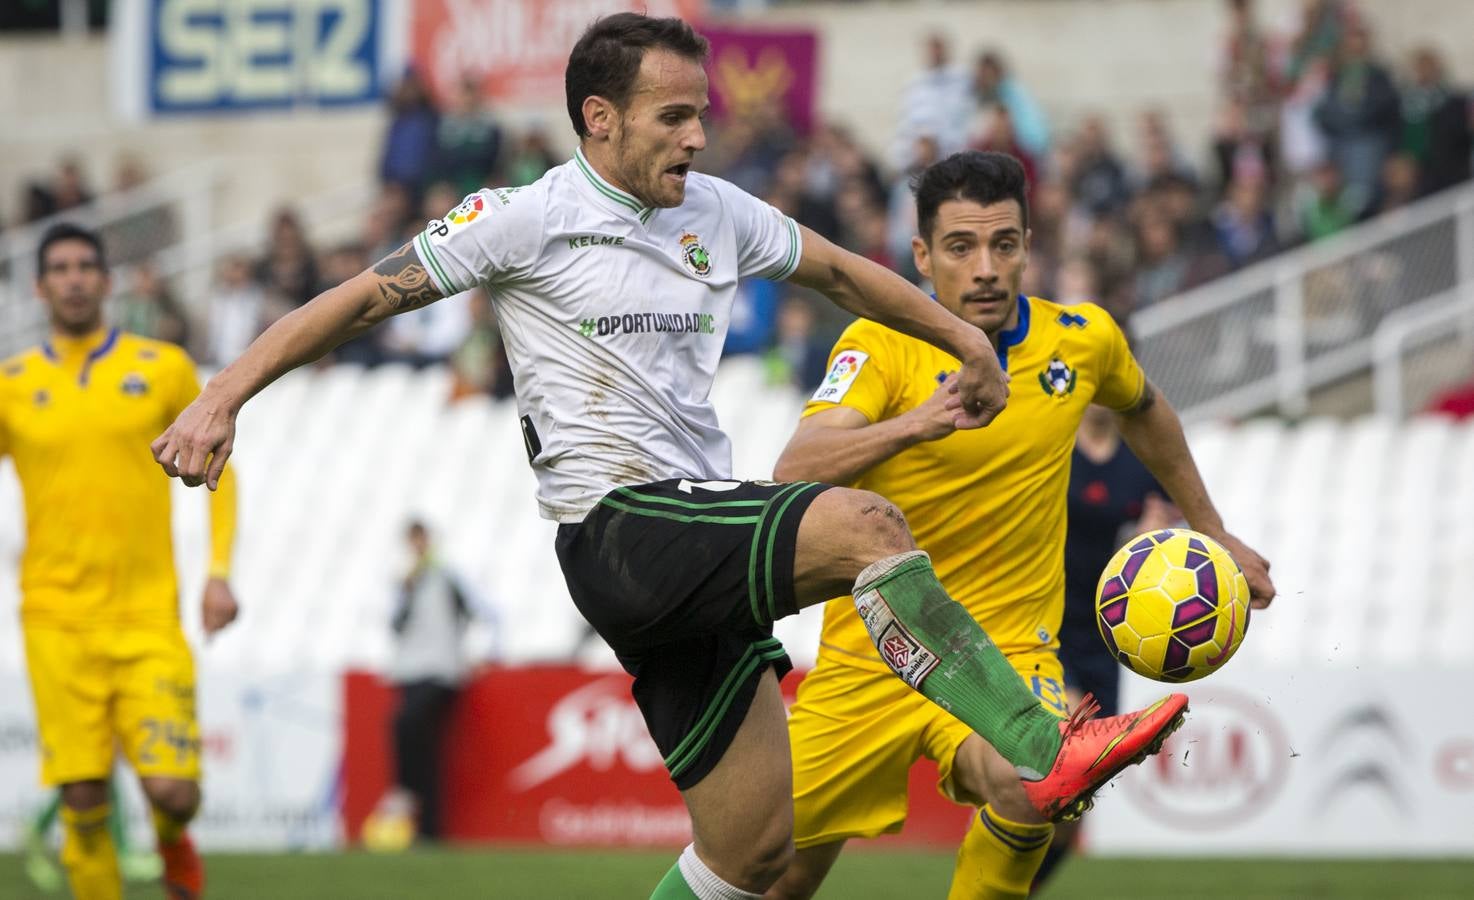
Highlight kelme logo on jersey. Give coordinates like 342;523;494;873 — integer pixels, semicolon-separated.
1038;357;1077;398
576;312;718;339
679;232;712;277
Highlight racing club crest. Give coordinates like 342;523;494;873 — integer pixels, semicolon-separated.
1038;357;1077;398
679;232;712;277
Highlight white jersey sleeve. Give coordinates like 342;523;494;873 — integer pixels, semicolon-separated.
412;186;546;296
708;177;803;281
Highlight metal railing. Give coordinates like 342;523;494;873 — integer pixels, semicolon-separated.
0;168;373;361
1133;182;1474;422
0;162;222;357
1371;290;1474;418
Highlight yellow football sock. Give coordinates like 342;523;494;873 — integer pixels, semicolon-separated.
59;803;122;900
947;804;1054;900
152;805;187;846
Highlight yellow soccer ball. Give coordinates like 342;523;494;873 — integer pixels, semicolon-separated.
1095;528;1251;682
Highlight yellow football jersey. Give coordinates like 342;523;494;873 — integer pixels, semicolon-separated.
804;296;1144;665
0;329;236;629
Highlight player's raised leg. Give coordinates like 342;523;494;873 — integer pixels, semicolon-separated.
790;486;1187;820
653;669;794;898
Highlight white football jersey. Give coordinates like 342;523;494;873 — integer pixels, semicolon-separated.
413;148;803;522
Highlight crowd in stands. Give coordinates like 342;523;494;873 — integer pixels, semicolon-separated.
9;0;1472;406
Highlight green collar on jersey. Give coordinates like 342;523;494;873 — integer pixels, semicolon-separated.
573;147;656;223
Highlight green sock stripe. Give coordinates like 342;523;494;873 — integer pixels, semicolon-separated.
650;860;700;899
614;486;767;511
763;483;818;622
747;482;810;626
598;496;760;525
663;642;788;778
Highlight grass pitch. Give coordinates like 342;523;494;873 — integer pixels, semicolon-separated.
1;848;1470;898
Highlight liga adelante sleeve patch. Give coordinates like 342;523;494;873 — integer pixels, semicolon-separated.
811;350;869;403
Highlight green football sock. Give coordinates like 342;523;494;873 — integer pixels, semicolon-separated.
649;860;700;899
853;551;1063;778
32;791;62;837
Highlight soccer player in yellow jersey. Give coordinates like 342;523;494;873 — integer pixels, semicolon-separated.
766;153;1275;899
2;223;239;900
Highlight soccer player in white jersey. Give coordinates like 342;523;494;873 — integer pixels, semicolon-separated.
154;15;1188;898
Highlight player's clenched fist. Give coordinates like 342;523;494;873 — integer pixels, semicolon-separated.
152;393;237;491
946;350;1011;429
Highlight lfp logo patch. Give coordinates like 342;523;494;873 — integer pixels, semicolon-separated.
447;195;485;225
1038;357;1077;399
679;232;712;277
812;350;869;403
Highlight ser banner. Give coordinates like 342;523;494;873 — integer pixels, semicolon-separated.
110;0;386;118
1086;668;1474;855
0;670;341;851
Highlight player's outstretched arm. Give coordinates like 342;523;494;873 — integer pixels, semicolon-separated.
787;225;1008;429
151;241;445;489
1114;383;1276;607
774;375;960;485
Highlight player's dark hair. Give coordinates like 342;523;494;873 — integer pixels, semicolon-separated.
565;13;709;138
36;222;107;274
914;151;1030;244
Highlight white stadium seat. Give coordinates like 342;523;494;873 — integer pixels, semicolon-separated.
2;365;1472;675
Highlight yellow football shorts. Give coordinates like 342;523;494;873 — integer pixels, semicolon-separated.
23;626;201;786
789;649;1068;848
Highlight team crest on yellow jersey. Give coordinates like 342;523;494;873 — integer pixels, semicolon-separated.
1038;357;1077;398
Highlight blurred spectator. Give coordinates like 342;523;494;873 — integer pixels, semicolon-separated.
763;296;831;391
1213;100;1276;194
972;106;1038;192
1055;256;1102;307
450;289;514;401
1314;24;1401;218
320;243;384;367
385;521;477;843
502;128;561;187
1218;0;1282;142
258;208;318;306
365;184;416;261
1134;109;1198;190
380;69;440;197
1400;47;1472;196
892;33;972;167
1279;58;1333;178
1212;174;1281;267
886;134;941;283
25;157;93;223
1070;116;1132;219
207;255;268;367
382;292;472;368
1286;0;1358;84
1296;159;1359;241
112;260;190;347
1133;211;1226;308
1377;153;1421;214
436;76;503;197
768;150;840;242
421;182;462;225
973;50;1050;159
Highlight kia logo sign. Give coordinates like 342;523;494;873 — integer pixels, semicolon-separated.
1124;688;1289;830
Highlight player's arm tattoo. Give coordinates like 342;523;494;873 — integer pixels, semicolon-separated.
371;242;441;312
1125;380;1158;417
